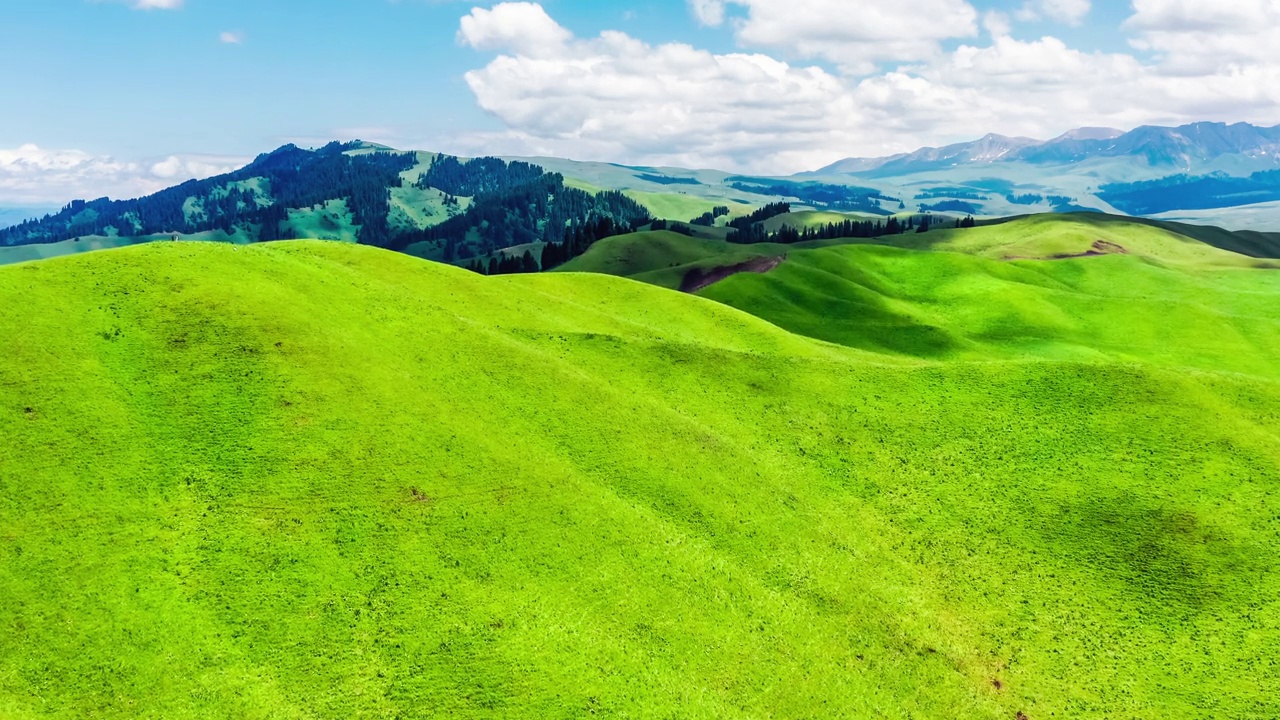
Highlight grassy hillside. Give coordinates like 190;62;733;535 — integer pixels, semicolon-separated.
556;230;777;282
702;243;1280;373
558;230;847;290
564;213;1280;287
566;215;1280;371
2;241;1278;718
760;209;884;233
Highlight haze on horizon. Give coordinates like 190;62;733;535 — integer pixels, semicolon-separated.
3;0;1280;204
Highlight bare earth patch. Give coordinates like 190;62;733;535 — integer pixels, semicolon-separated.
680;255;786;293
1009;240;1129;261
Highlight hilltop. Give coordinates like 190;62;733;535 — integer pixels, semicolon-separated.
2;235;1278;718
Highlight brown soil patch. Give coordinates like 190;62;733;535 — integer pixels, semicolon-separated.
680;255;786;293
1009;239;1130;261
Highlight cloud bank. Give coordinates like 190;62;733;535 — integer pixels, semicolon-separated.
457;0;1280;172
0;145;248;204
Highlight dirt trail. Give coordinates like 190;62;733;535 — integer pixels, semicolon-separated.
679;255;786;293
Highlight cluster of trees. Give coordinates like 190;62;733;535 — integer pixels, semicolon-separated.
650;219;694;235
690;206;730;226
540;215;639;270
916;189;988;201
730;214;955;245
1003;192;1080;210
637;173;702;186
464;213;645;276
728;202;791;231
464;250;541;276
1006;193;1045;205
955;215;978;228
919;200;979;214
416;156;545;198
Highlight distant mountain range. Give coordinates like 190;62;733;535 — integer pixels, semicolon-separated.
810;122;1280;177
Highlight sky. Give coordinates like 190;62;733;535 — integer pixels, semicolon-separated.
3;0;1280;205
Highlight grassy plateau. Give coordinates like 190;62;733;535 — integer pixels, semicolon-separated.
1;215;1279;718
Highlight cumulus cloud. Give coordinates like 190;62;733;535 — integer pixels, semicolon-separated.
687;0;980;73
1126;0;1280;74
461;11;867;170
458;2;570;57
219;31;245;44
983;10;1012;38
0;145;247;204
455;2;1280;173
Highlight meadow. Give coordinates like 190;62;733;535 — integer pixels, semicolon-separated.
1;223;1278;718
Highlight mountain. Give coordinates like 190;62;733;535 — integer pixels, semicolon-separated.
0;142;652;269
814;122;1280;176
813;133;1042;176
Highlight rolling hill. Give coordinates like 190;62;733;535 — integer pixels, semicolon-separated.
2;230;1279;718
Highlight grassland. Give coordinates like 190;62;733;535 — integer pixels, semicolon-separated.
623;190;756;222
760;209;884;233
2;231;1278;718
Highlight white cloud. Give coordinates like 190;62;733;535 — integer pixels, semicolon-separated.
1016;0;1091;26
983;10;1012;37
1126;0;1280;74
690;0;980;73
219;31;245;44
458;2;571;58
690;0;726;25
463;23;873;171
0;145;248;204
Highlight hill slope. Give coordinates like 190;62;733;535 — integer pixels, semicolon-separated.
566;214;1280;369
2;242;1278;718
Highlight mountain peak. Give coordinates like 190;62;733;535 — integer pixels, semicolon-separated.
1051;127;1124;142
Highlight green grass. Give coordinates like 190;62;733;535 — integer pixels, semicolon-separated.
557;230;777;287
702;243;1280;373
557;230;846;290
624;190;755;222
2;236;1279;718
760;209;883;233
284;199;359;243
565;213;1280;289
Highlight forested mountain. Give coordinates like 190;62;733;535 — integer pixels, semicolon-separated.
0;143;650;267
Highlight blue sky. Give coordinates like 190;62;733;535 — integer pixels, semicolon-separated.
2;0;1279;204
